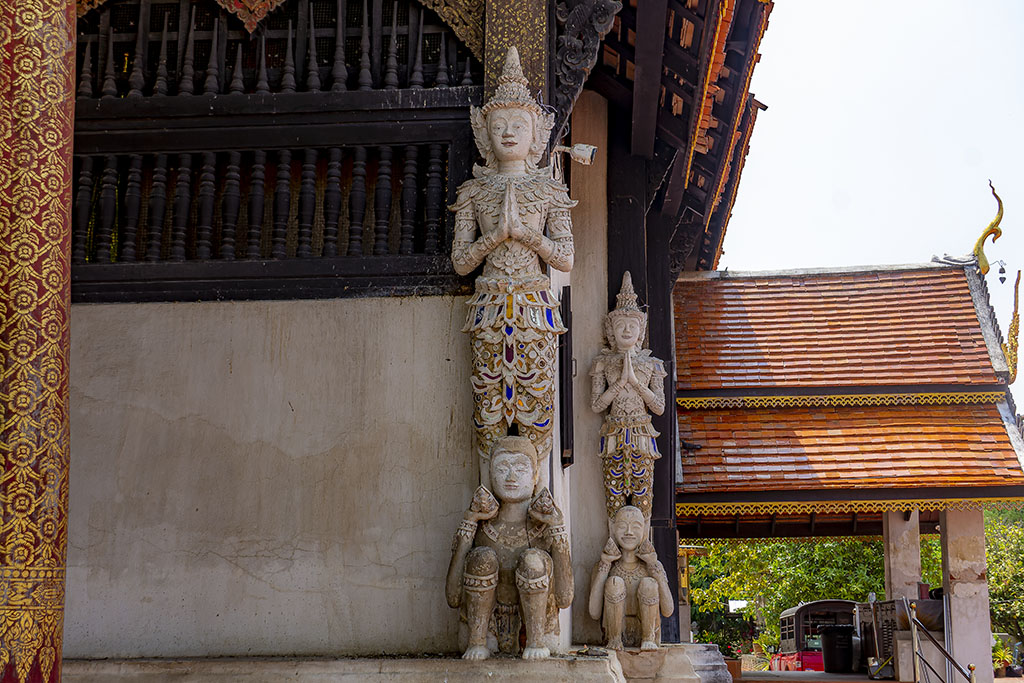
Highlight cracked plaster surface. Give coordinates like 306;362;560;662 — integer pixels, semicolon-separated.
66;296;475;658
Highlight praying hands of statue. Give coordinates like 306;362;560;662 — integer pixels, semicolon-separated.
500;185;555;260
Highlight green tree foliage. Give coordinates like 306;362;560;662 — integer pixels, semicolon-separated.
986;513;1024;643
689;515;1022;652
690;539;887;649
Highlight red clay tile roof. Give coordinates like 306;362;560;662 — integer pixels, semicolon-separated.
674;267;1000;390
678;403;1024;494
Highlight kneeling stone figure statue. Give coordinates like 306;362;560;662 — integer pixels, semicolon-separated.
445;436;573;660
588;505;674;650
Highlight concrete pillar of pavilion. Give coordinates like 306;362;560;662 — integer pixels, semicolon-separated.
940;508;994;683
0;1;74;682
883;509;922;600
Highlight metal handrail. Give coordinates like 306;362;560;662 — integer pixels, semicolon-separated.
907;599;976;683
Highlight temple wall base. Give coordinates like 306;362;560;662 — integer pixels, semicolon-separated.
616;646;702;683
63;655;627;682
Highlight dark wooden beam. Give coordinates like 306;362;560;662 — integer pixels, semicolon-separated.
606;104;648;308
668;0;703;32
586;68;632;112
662;40;698;84
630;0;668;158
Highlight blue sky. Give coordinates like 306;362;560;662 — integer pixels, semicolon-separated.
723;0;1023;384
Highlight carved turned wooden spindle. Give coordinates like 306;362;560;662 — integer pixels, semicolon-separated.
203;21;220;95
169;154;193;261
306;6;321;92
373;146;393;255
330;0;348;92
461;55;473;86
221;151;242;260
153;14;170;96
95;154;119;262
72;157;96;264
246;150;267;258
120;154;144;262
145;153;169;261
101;28;117;98
196;152;217;259
383;2;399;90
399;145;419;254
297;148;317;257
322;148;343;257
281;21;297;93
435;32;449;87
229;46;245;94
409;13;424;89
256;34;270;93
127;3;147;97
348;146;368;255
272;149;292;258
423;143;443;254
78;41;94;98
179;8;197;95
357;0;372;90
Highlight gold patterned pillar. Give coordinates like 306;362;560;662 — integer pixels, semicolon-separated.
0;0;74;682
484;0;548;99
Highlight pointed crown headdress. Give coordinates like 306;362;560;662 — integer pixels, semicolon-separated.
482;47;546;118
606;271;647;348
470;47;555;171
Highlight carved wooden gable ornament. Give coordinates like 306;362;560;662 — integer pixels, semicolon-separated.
77;0;288;32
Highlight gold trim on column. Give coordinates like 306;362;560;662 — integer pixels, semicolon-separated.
676;391;1007;410
676;498;1024;517
0;1;74;681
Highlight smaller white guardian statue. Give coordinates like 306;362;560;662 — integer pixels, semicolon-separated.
590;271;667;518
588;505;674;650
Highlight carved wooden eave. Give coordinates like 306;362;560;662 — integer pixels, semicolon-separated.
415;0;483;60
77;0;289;31
590;0;772;279
551;0;624;143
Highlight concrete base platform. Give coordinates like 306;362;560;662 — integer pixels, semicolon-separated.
63;654;627;682
616;646;702;682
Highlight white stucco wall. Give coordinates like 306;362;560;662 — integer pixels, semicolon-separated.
66;296;475;657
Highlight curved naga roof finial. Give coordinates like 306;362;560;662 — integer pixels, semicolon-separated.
973;180;1003;275
1005;270;1020;384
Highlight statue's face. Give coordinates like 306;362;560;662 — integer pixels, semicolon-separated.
612;508;646;552
612;315;642;351
491;451;535;503
488;107;534;164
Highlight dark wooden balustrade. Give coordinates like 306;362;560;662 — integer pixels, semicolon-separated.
73;0;481;303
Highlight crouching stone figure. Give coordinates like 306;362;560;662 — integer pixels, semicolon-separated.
588;505;674;650
445;436;573;659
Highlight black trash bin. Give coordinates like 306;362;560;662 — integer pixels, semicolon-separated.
820;624;855;673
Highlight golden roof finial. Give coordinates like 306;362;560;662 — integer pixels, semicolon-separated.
1004;270;1020;384
973;180;1003;275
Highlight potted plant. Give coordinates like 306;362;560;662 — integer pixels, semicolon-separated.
993;641;1013;678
